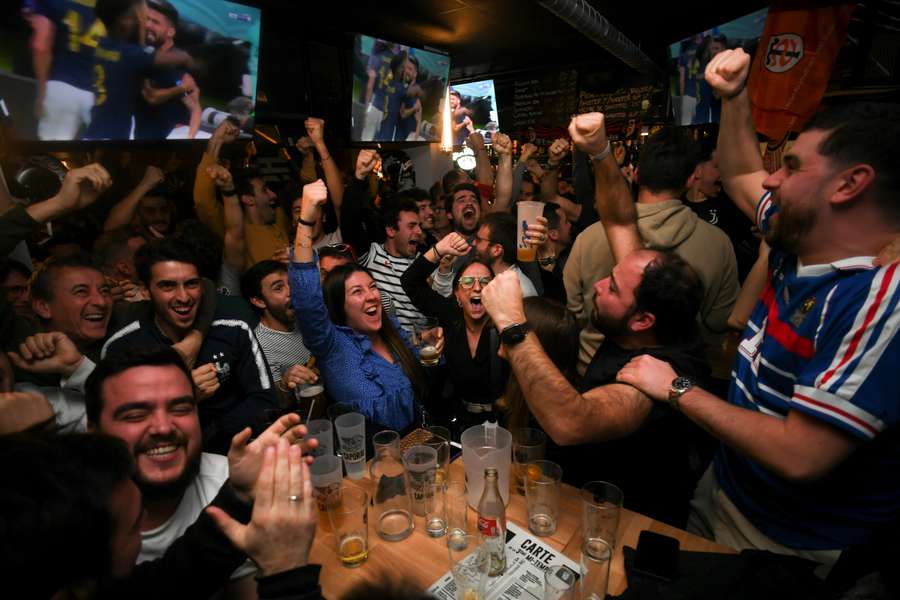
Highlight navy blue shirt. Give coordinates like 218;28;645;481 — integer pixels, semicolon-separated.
31;0;105;90
85;38;155;139
134;64;190;139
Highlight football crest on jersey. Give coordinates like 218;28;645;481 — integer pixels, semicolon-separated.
789;296;816;328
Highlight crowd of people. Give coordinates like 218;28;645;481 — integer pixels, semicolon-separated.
1;45;899;598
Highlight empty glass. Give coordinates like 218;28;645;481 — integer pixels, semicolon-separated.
369;430;414;541
448;534;490;600
544;563;578;600
524;460;562;537
426;425;452;484
581;481;623;549
580;537;612;600
445;481;469;547
425;481;448;538
327;485;369;568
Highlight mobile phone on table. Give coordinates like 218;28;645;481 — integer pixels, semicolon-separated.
633;530;680;582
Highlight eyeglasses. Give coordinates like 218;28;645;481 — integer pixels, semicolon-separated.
458;276;491;289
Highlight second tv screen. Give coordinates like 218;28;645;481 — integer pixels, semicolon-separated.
352;34;450;142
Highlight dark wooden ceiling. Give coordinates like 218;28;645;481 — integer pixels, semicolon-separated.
254;0;771;79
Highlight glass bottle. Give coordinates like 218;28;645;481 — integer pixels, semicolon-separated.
369;430;414;541
477;467;507;576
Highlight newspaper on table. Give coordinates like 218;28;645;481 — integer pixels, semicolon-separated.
428;521;581;600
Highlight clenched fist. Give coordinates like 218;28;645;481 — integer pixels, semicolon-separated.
493;133;512;156
568;113;608;156
547;138;569;166
355;149;380;180
704;48;751;99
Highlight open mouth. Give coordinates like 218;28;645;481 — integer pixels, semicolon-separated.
462;207;476;219
83;312;106;323
364;305;379;316
172;305;195;320
470;297;482;306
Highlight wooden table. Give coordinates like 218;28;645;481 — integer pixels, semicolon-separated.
309;459;735;598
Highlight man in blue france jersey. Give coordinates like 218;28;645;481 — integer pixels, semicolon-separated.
26;0;105;140
615;48;900;576
133;0;200;139
396;54;422;141
361;40;400;140
84;0;197;140
375;52;409;142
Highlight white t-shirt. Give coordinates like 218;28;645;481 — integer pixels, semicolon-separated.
138;453;256;579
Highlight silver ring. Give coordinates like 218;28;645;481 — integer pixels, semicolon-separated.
288;495;301;503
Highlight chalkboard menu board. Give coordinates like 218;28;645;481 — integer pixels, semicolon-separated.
577;83;667;136
511;68;579;130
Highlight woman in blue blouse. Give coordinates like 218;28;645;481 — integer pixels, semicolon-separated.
288;180;437;430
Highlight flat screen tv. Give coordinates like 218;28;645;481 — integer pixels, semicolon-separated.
449;79;499;145
1;0;261;141
351;33;450;142
668;8;768;125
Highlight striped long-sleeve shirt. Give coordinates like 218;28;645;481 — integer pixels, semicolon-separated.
359;242;425;332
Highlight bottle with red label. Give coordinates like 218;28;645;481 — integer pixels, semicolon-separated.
477;467;507;576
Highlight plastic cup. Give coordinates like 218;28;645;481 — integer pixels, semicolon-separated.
403;445;437;516
309;455;343;531
414;317;442;366
334;412;366;479
306;419;333;458
516;200;545;262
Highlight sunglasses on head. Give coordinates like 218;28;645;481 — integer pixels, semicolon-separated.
458;276;491;289
322;242;355;258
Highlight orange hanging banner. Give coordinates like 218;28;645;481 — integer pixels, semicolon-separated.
747;2;856;141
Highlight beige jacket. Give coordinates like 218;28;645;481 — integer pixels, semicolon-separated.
563;199;739;374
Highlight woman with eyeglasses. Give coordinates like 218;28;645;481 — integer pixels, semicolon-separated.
401;231;507;435
288;180;435;431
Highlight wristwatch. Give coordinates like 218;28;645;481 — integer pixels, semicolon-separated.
668;376;694;411
499;322;530;347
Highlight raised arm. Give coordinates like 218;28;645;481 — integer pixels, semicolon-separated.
339;150;380;256
541;138;566;201
305;118;344;224
569;113;642;264
401;232;470;323
103;166;164;231
194;121;239;237
707;48;768;221
490;133;513;213
483;270;652;445
466;133;493;186
207;164;245;276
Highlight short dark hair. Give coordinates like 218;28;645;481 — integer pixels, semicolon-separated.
804;102;900;222
134;237;199;287
240;260;286;314
85;345;193;424
173;220;224;282
445;182;480;213
0;432;133;597
147;0;179;26
94;0;144;29
383;199;420;231
637;127;700;196
542;202;562;230
93;228;137;274
232;167;264;200
0;257;31;283
29;252;99;302
482;212;516;265
441;169;464;195
318;244;356;262
449;90;461;99
634;251;704;346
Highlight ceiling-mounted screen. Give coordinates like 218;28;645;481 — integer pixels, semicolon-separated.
449;79;498;145
668;8;768;125
351;33;450;142
1;0;260;141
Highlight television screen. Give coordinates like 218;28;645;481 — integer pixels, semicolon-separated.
351;34;450;142
668;8;768;125
1;0;260;141
449;79;499;145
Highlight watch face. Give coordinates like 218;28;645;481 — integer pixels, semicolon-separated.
672;377;692;393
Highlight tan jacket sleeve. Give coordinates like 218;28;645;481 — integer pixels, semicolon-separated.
193;152;225;238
